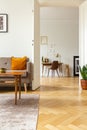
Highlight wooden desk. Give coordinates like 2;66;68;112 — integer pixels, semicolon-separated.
42;62;63;76
0;71;24;105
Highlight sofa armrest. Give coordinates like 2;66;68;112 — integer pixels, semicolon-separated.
26;62;31;73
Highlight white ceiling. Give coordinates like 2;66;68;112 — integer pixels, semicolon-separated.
39;0;85;7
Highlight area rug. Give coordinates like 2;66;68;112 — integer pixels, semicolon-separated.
0;93;39;130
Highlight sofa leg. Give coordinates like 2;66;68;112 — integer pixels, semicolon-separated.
24;83;27;93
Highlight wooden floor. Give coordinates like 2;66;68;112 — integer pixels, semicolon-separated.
1;77;87;130
35;77;87;130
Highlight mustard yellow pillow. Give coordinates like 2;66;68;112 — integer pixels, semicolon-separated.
11;57;27;70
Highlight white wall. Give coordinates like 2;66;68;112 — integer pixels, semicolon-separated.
0;0;33;59
40;7;79;76
79;1;87;68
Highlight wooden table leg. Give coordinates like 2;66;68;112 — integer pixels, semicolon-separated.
14;75;22;105
42;64;44;76
15;76;18;105
18;75;21;99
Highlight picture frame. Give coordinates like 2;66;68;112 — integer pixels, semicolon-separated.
40;36;48;45
73;56;79;76
0;14;8;33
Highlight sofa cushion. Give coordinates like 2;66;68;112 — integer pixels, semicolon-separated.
0;58;11;70
11;57;27;70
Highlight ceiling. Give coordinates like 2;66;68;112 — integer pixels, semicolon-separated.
39;0;85;7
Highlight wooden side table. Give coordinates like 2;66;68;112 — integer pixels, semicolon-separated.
0;71;24;105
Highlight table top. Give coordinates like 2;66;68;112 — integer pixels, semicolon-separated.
42;62;62;65
42;62;52;65
0;70;25;76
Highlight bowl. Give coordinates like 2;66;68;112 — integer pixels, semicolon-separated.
0;68;6;73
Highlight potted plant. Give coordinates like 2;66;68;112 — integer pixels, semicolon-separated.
80;64;87;90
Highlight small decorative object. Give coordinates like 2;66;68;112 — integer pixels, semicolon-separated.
0;14;8;33
42;56;44;62
80;64;87;90
45;58;49;62
0;68;6;73
55;53;61;62
56;53;59;58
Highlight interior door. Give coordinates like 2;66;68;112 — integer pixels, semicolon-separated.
32;0;40;90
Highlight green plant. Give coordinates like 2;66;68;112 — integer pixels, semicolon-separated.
80;65;87;80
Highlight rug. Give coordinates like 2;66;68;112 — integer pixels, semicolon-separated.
0;93;39;130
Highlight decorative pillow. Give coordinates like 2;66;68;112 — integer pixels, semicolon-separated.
11;57;27;70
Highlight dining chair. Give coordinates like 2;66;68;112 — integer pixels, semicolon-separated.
48;61;59;77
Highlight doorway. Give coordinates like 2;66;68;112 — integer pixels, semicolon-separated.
40;6;79;77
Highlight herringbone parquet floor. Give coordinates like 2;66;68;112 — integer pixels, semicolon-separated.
36;77;87;130
1;77;87;130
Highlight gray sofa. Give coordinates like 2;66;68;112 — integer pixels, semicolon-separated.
0;57;32;91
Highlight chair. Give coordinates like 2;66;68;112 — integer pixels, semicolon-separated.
48;61;59;76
